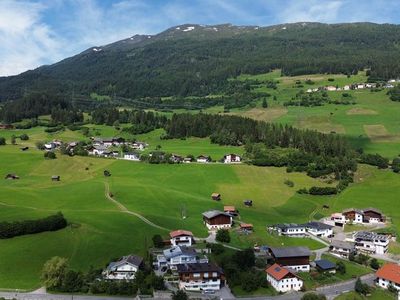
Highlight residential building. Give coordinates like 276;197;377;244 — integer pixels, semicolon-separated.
376;263;400;291
352;231;389;255
269;223;306;237
305;221;334;238
240;223;253;233
326;86;337;91
88;145;108;156
269;246;311;272
103;255;143;280
266;263;303;292
177;262;225;291
132;142;148;151
362;208;386;223
223;154;241;164
197;155;211;163
170;154;183;163
202;210;232;230
329;240;356;258
123;152;140;161
169;230;194;247
157;246;208;270
330;213;346;227
211;193;221;201
342;208;364;224
314;259;336;274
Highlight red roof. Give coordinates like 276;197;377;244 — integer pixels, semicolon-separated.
224;206;236;212
240;223;253;229
265;263;296;281
169;230;193;239
376;263;400;285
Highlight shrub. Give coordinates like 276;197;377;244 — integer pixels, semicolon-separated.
19;133;29;140
301;293;327;300
369;258;380;270
216;229;231;243
0;137;6;145
284;179;294;187
336;261;346;274
152;234;164;248
44;151;57;159
309;186;337;195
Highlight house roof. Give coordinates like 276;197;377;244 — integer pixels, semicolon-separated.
342;208;363;214
305;221;333;231
330;240;355;250
269;246;311;258
265;263;296;281
362;207;383;215
163;246;197;260
354;231;388;242
224;206;236;212
240;223;253;229
107;255;143;271
169;230;193;238
202;210;230;219
376;263;400;285
177;262;223;274
211;193;221;197
315;259;336;270
273;223;305;230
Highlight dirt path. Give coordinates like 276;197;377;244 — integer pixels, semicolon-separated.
104;181;169;231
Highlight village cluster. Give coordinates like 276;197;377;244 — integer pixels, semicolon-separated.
305;79;399;93
97;197;400;295
41;136;242;164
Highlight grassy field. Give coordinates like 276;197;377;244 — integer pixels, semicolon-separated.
232;70;400;158
299;253;371;290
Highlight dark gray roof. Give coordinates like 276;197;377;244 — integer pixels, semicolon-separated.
305;221;333;230
107;254;143;271
274;223;306;230
270;246;311;258
163;246;197;260
315;259;336;270
330;240;355;250
177;262;223;274
354;231;388;241
202;210;230;219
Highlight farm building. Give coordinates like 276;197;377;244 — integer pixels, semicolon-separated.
51;175;60;181
183;157;193;163
211;193;221;201
376;263;400;291
5;174;19;180
243;199;253;207
170;154;183;163
177;262;225;292
329;240;356;258
0;124;14;129
314;259;336;274
202;210;232;230
20;147;29;151
269;246;311;272
266;263;303;292
240;223;253;233
102;254;143;280
333;207;386;225
223;205;238;216
223;154;241;164
169;230;194;247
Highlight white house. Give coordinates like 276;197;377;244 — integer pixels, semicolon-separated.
177;263;224;292
269;223;306;237
326;86;337;91
329;240;356;258
89;145;108;156
266;263;303;293
123;152;140;161
305;221;334;238
342;208;364;224
223;154;241;164
356;84;365;89
343;85;351;91
376;263;400;291
157;246;207;270
132;142;148;151
103;255;143;280
169;230;194;247
44;142;57;151
197;155;211;163
352;231;389;255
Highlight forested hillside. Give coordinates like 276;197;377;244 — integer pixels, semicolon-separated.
1;22;400;101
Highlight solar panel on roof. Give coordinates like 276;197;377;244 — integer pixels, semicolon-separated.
275;267;281;271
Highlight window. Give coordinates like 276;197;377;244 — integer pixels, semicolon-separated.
193;273;200;278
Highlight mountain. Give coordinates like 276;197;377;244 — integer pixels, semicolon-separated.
1;22;400;102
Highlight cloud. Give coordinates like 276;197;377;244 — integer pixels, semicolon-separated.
0;0;63;76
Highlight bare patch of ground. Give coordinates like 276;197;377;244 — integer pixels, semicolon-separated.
347;108;378;115
364;124;400;143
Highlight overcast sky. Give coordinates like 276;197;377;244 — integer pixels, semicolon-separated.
1;0;399;77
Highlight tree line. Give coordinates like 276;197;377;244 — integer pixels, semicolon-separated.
0;212;67;239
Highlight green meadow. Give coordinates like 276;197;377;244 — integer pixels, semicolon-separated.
232;70;400;158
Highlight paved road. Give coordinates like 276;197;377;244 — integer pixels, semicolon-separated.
0;274;375;300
